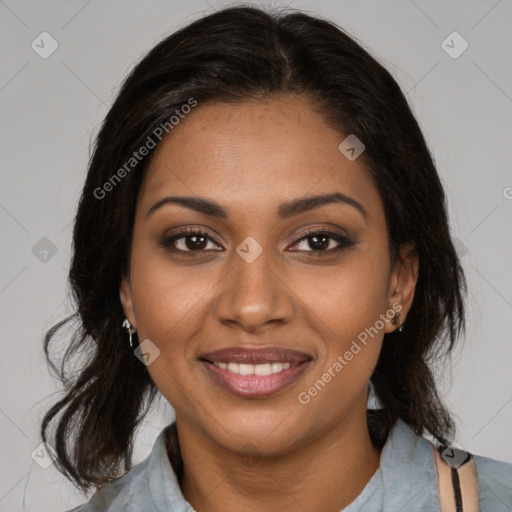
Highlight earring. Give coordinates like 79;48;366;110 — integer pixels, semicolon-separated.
122;319;137;348
392;312;405;333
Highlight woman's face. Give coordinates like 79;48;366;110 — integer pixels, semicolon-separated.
120;94;417;456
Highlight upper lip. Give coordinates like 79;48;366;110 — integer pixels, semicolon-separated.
199;346;313;364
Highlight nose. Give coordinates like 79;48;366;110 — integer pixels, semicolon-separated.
213;243;295;333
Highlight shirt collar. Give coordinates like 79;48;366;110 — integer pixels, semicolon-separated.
380;418;439;510
145;424;191;511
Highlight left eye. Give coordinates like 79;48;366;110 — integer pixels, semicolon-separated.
289;229;352;252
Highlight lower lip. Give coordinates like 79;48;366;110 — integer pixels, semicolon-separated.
200;360;312;399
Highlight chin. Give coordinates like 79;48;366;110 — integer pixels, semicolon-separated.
206;406;306;455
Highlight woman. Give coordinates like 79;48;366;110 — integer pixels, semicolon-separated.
41;5;511;512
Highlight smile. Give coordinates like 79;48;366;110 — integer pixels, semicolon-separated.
212;361;295;375
199;346;313;399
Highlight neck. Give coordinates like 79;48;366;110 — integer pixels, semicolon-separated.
173;407;384;512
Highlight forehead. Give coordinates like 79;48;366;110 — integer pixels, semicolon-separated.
138;94;382;220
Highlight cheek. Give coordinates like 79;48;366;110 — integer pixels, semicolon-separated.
128;250;212;412
296;274;385;417
130;245;215;335
295;251;390;340
127;249;221;395
292;247;389;400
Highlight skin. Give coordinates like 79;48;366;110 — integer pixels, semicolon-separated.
120;94;418;512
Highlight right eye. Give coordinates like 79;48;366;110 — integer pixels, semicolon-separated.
159;227;223;253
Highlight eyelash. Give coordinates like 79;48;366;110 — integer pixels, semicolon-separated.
159;227;355;255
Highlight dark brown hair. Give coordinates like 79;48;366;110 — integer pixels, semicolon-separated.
41;4;466;493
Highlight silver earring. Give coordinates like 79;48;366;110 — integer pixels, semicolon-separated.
122;319;136;348
392;312;405;333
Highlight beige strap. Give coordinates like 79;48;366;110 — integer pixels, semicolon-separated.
458;456;479;512
432;444;479;512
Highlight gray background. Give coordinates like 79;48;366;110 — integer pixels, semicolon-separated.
1;0;511;510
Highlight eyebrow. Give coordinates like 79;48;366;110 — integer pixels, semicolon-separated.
146;192;368;221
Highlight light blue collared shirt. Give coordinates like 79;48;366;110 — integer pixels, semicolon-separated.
66;418;512;511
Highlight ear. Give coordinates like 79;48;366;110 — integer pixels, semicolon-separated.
384;243;419;333
119;275;137;328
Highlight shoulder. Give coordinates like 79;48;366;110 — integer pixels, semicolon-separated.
63;456;151;511
472;453;512;511
380;419;512;511
64;423;190;512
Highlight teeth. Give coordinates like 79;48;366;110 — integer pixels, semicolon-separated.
239;363;254;375
213;361;295;375
227;362;239;373
255;363;272;376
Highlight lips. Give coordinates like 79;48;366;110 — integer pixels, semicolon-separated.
199;346;313;399
199;346;311;364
